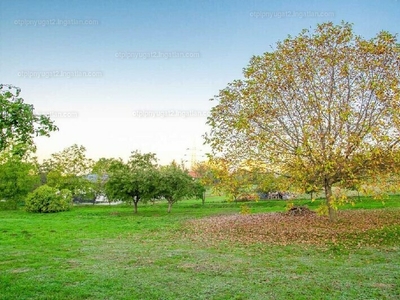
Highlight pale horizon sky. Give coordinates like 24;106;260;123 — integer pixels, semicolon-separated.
1;0;399;166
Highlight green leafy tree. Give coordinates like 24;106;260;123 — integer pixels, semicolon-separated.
191;161;216;205
44;144;93;176
255;172;290;198
205;157;255;202
191;179;207;204
90;157;122;204
0;85;58;156
105;151;158;213
0;157;40;209
43;144;94;201
205;22;400;220
157;162;202;213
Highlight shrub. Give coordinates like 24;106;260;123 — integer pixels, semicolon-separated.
0;199;18;210
25;185;72;213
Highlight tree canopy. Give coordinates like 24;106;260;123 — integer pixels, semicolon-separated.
157;162;201;213
0;157;39;209
205;22;400;220
43;144;94;201
90;157;122;202
0;85;58;157
105;151;159;213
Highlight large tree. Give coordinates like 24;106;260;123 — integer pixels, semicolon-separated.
205;22;400;220
0;85;58;156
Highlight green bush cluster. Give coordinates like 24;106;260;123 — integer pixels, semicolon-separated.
25;185;72;213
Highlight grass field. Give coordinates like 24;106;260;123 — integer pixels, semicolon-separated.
1;196;399;299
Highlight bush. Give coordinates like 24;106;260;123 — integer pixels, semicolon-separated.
0;199;18;210
25;185;72;213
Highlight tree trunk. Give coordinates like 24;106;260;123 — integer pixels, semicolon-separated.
167;201;173;213
324;178;336;221
202;191;205;206
133;200;138;213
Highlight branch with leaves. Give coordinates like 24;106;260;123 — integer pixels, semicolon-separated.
0;85;58;157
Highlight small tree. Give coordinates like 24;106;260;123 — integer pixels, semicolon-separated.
191;160;218;205
105;151;159;213
90;158;122;204
157;162;197;213
191;179;207;205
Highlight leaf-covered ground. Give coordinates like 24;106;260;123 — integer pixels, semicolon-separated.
1;202;400;299
185;209;400;247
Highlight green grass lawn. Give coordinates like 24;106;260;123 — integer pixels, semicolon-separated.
1;196;399;299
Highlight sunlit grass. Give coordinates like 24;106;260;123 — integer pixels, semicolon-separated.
0;196;399;299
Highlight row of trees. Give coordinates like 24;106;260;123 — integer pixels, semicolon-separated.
191;158;283;202
192;156;398;206
0;143;205;213
192;158;326;202
0;84;204;213
102;150;204;213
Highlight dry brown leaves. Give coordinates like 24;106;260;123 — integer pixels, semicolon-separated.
184;209;400;247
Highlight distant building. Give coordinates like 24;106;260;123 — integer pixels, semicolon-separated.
85;174;109;182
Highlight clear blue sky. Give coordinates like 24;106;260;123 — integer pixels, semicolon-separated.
1;0;399;165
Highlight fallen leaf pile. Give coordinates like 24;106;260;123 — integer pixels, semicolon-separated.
184;209;400;247
285;206;316;216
